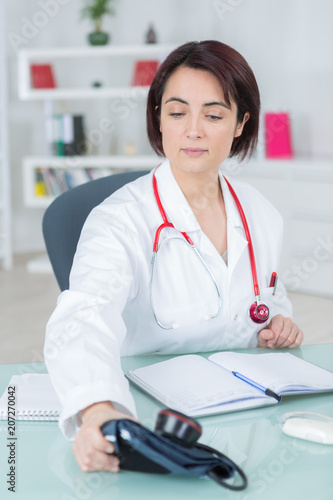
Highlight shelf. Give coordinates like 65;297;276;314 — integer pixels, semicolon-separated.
23;154;159;208
24;154;159;168
20;85;150;101
18;43;177;59
224;157;333;180
18;43;177;101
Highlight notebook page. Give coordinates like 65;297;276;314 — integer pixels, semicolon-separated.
208;352;333;394
0;374;61;419
127;354;270;414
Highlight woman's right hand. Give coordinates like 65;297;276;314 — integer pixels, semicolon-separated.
72;401;138;473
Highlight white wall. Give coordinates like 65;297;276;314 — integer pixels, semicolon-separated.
4;0;333;253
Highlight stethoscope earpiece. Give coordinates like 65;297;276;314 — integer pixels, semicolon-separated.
249;301;270;324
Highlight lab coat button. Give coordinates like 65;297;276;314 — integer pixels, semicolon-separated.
234;315;238;320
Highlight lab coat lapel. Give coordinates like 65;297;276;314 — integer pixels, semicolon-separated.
153;163;249;272
153;159;200;232
220;174;249;275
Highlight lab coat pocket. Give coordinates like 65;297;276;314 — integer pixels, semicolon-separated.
223;290;260;349
150;236;220;331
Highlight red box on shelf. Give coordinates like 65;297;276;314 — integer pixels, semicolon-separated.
131;60;159;86
264;112;293;159
30;64;56;89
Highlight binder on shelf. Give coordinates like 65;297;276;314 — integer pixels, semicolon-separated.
48;114;85;157
131;60;159;86
30;64;56;89
62;113;74;155
64;115;86;156
52;114;64;156
265;112;293;159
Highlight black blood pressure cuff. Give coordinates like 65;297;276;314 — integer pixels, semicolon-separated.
101;417;247;490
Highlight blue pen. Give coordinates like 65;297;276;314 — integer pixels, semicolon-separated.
232;371;281;401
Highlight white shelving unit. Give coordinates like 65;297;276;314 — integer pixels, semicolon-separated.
0;1;12;269
17;43;176;273
18;43;177;209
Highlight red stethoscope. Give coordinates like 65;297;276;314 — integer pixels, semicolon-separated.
150;169;271;330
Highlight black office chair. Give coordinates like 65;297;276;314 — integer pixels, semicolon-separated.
42;170;150;291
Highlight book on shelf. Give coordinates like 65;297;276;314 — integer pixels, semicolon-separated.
33;167;114;197
126;351;333;417
30;63;56;89
131;60;159;86
34;168;49;197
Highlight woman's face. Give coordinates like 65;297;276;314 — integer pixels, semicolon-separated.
159;66;249;176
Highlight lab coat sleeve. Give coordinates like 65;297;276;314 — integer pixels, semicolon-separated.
44;206;139;440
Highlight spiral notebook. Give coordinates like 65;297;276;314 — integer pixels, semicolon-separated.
0;374;61;421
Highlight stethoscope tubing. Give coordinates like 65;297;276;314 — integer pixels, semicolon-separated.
151;168;270;328
222;176;260;300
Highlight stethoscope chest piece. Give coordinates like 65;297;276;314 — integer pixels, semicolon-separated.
249;301;270;324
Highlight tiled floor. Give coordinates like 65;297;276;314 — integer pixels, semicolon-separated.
1;253;333;364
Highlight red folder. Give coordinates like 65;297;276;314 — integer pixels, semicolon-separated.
30;64;56;89
131;60;159;86
265;112;293;159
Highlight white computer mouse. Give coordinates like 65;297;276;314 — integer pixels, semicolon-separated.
281;412;333;445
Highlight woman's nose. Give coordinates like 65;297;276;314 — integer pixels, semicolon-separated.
186;114;204;139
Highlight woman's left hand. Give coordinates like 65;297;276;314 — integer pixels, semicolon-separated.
257;314;303;349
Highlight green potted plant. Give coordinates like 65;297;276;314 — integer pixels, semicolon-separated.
80;0;116;46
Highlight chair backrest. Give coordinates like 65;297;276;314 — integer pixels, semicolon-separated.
42;170;150;291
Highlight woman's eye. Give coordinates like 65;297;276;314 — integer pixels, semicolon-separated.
169;113;184;118
207;115;222;121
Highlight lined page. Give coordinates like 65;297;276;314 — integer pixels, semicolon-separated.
127;354;272;415
0;374;61;420
209;352;333;394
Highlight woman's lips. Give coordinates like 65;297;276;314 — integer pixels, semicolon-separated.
182;148;207;157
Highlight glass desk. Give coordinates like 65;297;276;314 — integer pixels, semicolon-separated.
0;344;332;500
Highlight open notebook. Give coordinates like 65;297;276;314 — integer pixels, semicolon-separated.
126;352;333;417
0;374;61;421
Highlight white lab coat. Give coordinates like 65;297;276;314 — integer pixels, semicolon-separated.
44;159;292;439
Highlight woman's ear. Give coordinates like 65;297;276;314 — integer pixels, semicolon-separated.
234;112;250;138
155;105;162;132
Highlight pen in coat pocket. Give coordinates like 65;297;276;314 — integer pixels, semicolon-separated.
232;371;281;401
269;272;278;295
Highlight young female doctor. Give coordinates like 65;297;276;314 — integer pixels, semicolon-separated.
44;40;303;473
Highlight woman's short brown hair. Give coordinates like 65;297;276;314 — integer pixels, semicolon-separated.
146;40;260;161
